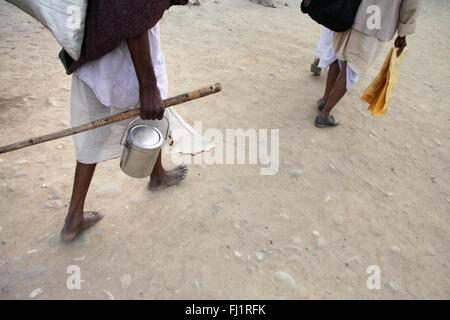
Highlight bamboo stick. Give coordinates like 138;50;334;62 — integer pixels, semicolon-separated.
0;83;222;155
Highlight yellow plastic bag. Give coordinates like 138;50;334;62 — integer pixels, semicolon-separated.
361;47;408;116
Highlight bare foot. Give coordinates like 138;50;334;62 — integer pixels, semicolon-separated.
148;165;188;191
60;211;104;242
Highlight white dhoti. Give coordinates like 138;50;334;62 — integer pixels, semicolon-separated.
315;27;334;60
318;29;385;91
70;22;213;164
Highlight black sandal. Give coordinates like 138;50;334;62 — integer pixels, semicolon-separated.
317;98;326;111
315;115;340;128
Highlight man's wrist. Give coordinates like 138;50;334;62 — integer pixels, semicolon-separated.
139;80;159;93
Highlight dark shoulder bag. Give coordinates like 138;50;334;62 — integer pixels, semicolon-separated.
300;0;362;32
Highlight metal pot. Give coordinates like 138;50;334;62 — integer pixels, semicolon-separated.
120;118;166;178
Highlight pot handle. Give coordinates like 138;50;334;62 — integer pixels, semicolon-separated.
120;117;140;146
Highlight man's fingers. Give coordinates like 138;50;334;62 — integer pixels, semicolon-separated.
396;45;405;57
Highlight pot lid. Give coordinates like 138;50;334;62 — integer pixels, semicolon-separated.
128;125;163;149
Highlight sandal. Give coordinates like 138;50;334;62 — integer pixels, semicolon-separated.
315;115;340;128
317;98;326;111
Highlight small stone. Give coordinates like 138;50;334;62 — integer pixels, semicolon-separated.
29;288;44;298
426;247;436;256
46;97;57;107
274;271;296;289
45;200;64;210
1;241;6;245
239;66;246;71
104;290;115;300
329;163;335;170
279;212;290;220
38;175;46;181
332;216;343;225
255;252;264;261
52;189;62;200
7;184;15;192
325;195;332;203
0;226;2;233
252;98;258;104
211;205;221;216
388;282;401;292
345;257;358;267
370;130;377;137
41;184;50;189
16;173;27;178
234;250;242;258
194;280;200;289
27;249;38;255
390;246;401;254
37;233;49;241
433;138;442;146
364;180;375;189
288;169;303;177
60;121;69;127
16;159;28;164
314;239;325;249
385;192;394;198
1;285;11;294
96;185;122;198
312;230;320;238
224;185;233;193
60;163;75;170
120;274;132;286
73;256;86;261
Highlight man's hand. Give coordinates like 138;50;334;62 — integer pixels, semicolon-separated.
140;86;165;120
394;36;407;57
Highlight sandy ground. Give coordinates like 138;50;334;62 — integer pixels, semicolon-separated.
0;0;449;300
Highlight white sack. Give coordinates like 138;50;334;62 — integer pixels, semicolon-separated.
6;0;87;60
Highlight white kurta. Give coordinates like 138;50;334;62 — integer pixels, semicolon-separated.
71;23;213;164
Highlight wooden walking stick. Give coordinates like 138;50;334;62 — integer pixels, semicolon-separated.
0;83;222;155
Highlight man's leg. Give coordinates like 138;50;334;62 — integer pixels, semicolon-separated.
321;60;341;102
148;152;188;191
319;61;348;120
61;162;103;242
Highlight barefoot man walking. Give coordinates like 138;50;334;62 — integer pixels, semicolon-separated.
59;1;203;241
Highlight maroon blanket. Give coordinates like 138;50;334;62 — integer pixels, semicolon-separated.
65;0;188;73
